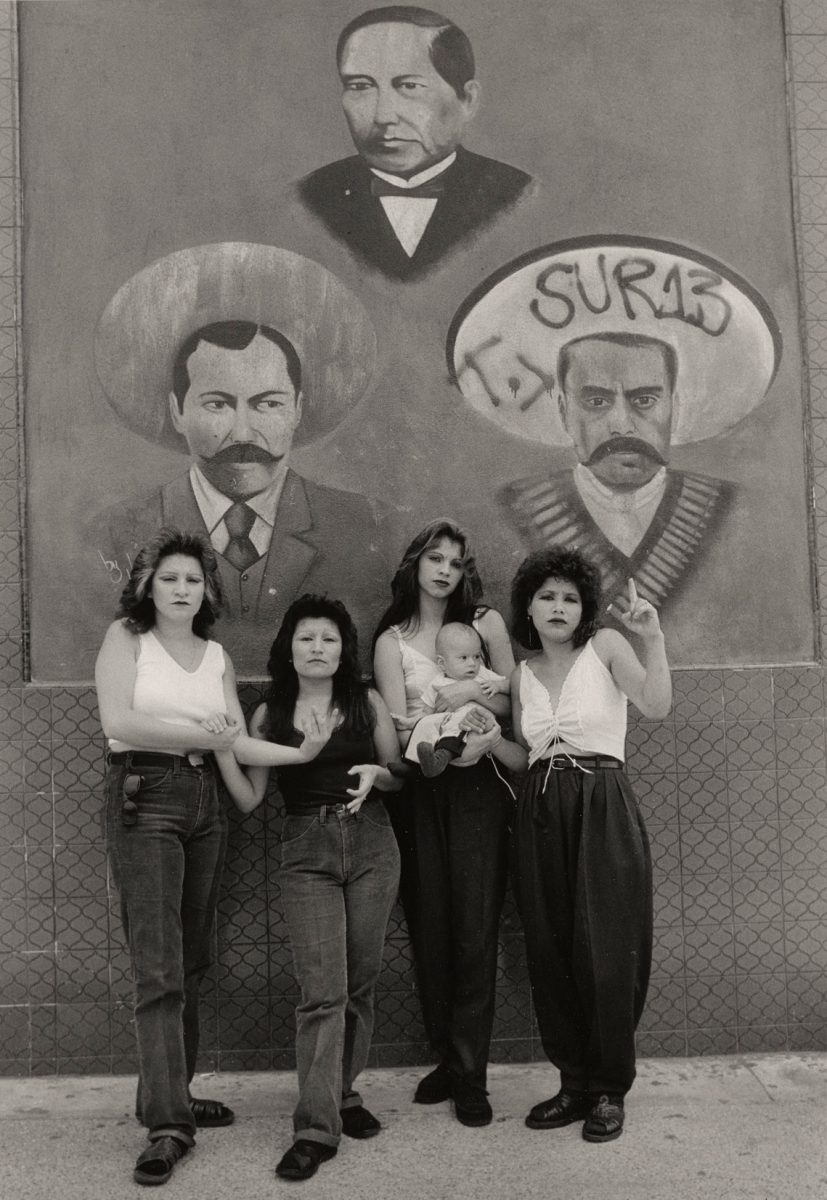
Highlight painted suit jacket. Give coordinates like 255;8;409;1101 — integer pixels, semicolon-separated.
499;468;734;611
92;468;391;674
297;146;532;281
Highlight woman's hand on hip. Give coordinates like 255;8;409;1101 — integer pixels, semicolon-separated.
345;763;381;812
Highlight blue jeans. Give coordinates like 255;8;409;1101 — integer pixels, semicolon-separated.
105;755;227;1143
279;799;401;1148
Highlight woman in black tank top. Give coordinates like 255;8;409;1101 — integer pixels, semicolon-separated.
212;594;402;1183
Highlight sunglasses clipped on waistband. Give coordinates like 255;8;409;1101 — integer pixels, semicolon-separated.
121;773;144;826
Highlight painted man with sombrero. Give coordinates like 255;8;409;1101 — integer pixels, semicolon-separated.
448;237;781;613
92;243;391;674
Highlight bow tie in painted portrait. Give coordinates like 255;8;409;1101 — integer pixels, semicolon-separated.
20;0;810;678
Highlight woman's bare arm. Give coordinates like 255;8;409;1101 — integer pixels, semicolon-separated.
95;622;239;752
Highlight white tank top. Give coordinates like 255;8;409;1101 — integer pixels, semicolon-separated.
390;625;441;719
519;638;627;765
108;631;226;752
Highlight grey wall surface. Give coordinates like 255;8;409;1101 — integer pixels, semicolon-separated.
19;0;813;677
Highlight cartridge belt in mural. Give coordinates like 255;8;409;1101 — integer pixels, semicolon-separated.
500;468;733;610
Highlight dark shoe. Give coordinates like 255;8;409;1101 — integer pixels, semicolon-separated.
133;1136;189;1186
340;1104;381;1139
419;744;456;778
190;1097;235;1127
413;1063;454;1104
275;1139;337;1181
525;1089;591;1130
452;1078;492;1127
582;1094;625;1143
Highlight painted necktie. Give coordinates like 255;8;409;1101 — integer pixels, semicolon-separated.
223;501;258;571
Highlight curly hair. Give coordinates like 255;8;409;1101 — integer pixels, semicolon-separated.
372;518;485;650
510;547;602;650
116;527;223;637
264;594;374;742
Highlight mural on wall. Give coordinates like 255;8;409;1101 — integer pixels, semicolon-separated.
448;237;781;613
20;0;813;678
89;243;390;676
296;6;533;280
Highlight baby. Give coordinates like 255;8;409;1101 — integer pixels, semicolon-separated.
397;622;508;778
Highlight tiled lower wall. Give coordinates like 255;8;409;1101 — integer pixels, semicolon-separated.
2;0;827;1074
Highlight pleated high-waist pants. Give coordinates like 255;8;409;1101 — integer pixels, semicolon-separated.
512;758;652;1097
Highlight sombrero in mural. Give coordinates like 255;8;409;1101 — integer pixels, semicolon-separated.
446;236;781;445
94;242;377;451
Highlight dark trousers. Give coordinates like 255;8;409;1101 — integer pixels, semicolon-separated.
389;758;511;1088
512;760;652;1097
279;799;400;1147
105;756;226;1143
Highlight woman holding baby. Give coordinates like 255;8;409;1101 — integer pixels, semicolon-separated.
373;518;515;1128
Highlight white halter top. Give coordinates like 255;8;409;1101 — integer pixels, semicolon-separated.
391;625;441;719
519;638;627;765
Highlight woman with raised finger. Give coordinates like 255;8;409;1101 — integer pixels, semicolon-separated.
373;519;515;1128
213;593;402;1183
95;528;247;1188
496;547;671;1144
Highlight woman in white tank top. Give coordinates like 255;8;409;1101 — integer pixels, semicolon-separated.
373;519;515;1128
489;547;671;1145
95;529;247;1187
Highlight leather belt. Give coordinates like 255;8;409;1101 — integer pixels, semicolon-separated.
108;751;207;769
538;754;623;770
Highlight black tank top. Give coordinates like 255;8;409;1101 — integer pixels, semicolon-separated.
277;726;377;815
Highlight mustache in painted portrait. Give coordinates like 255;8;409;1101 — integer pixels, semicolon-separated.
585;435;668;468
206;442;280;465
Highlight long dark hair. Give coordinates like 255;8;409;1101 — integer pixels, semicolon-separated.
510;547;602;650
373;519;484;650
117;527;223;638
264;594;374;742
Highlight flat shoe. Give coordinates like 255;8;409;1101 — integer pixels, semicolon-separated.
189;1097;235;1127
582;1094;625;1143
275;1139;337;1181
413;1063;454;1104
340;1104;381;1139
133;1136;188;1186
525;1089;592;1129
452;1078;492;1127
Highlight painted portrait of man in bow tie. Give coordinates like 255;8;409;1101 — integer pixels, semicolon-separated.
297;5;533;281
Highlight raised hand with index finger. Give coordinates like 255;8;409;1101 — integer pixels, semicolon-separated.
607;579;663;641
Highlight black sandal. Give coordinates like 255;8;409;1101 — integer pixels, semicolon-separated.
190;1097;235;1127
133;1135;189;1186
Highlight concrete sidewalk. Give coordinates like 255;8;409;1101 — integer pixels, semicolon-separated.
2;1055;826;1200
